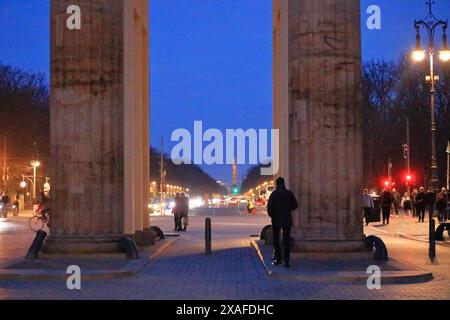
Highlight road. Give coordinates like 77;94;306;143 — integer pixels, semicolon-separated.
0;205;449;300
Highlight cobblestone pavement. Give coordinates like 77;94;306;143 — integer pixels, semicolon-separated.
0;213;449;300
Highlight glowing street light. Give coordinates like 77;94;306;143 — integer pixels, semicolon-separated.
439;31;450;61
412;29;426;61
412;49;426;61
412;1;449;191
30;160;41;200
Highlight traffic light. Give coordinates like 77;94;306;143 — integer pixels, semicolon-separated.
233;187;239;195
406;175;412;182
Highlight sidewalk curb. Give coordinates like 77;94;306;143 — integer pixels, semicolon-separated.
0;237;180;281
250;237;433;285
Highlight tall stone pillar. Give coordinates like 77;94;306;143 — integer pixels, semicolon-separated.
45;0;150;254
274;0;365;252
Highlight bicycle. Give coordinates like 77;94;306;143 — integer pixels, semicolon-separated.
29;209;51;232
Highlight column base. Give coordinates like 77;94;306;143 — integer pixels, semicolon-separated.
291;240;372;260
42;236;123;255
292;240;368;254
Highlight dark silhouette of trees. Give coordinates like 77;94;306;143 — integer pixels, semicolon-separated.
240;164;270;193
0;63;49;195
362;56;450;191
150;147;227;195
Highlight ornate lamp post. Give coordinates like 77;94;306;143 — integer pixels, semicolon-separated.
30;160;41;200
412;0;450;191
446;141;450;190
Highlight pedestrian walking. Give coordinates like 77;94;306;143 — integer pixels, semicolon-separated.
436;188;448;223
411;188;418;218
1;191;10;220
362;189;374;226
424;187;436;221
267;177;298;268
173;193;183;232
380;187;394;225
415;187;426;222
401;192;412;217
392;188;401;217
180;193;189;232
12;197;19;217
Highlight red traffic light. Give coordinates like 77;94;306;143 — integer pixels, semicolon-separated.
406;175;412;181
384;181;390;187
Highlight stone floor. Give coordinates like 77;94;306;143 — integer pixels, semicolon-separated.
366;212;450;246
0;212;449;300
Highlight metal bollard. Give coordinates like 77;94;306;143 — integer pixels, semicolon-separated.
205;217;212;256
429;219;436;260
25;230;47;260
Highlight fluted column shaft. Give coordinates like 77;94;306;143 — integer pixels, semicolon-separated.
275;0;364;245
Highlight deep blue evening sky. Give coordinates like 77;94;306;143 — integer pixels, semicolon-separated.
1;0;450;185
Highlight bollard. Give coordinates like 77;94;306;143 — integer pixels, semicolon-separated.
205;217;212;256
429;219;436;260
118;236;139;260
25;230;47;260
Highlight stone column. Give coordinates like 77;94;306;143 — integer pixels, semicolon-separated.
45;0;150;254
274;0;364;252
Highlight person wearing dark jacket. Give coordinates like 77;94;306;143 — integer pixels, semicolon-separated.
380;187;394;225
415;187;426;222
436;188;448;223
267;177;298;268
172;193;182;231
362;189;374;226
391;188;401;217
180;193;189;232
424;187;436;221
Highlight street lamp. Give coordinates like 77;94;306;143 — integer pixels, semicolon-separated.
30;160;40;200
412;0;449;191
446;141;450;190
440;31;450;61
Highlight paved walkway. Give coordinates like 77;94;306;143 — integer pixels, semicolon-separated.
0;216;40;268
366;213;450;246
0;214;449;299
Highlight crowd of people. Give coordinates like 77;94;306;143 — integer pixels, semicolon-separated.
363;186;449;226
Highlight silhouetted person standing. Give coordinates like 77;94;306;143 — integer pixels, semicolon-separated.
180;193;189;232
362;189;374;226
392;188;401;217
380;187;394;225
415;187;426;223
424;187;436;221
436;188;448;223
267;177;298;268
